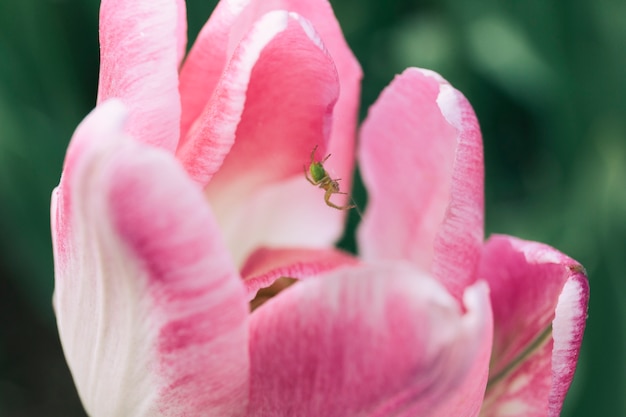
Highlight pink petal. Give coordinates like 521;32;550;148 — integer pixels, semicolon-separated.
478;235;589;417
175;0;187;66
178;11;339;188
234;0;363;201
97;0;182;151
240;246;359;300
206;176;358;267
358;68;484;300
246;262;492;417
177;11;349;265
179;0;362;161
178;0;247;141
52;101;249;416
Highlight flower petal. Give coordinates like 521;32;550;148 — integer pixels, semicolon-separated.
97;0;182;151
177;11;348;265
358;68;484;300
52;101;249;417
175;0;187;65
179;0;362;161
246;262;492;417
208;175;359;267
240;246;359;300
178;0;247;141
478;235;589;417
178;11;339;188
234;0;363;203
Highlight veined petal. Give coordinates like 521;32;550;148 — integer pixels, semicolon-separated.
478;235;589;417
358;68;484;300
98;0;182;152
247;262;492;417
52;101;249;417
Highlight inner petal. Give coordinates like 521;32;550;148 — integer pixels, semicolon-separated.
240;246;359;308
193;15;343;266
249;277;298;311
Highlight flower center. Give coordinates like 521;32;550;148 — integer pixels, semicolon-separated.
250;276;297;311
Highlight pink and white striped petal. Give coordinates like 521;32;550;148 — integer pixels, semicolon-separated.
52;101;249;417
98;0;182;152
358;68;484;301
478;235;589;417
246;262;493;417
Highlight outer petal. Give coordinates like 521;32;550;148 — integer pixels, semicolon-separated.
358;68;484;300
247;262;493;417
97;0;182;151
478;235;589;417
52;101;249;417
174;0;187;66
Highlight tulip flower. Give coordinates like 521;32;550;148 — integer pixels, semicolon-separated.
51;0;589;416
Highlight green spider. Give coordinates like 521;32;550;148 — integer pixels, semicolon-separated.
304;145;355;210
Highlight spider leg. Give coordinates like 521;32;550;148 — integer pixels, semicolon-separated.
324;188;356;210
310;145;319;162
304;164;318;185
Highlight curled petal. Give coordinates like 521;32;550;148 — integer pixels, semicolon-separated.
247;262;492;417
179;11;339;188
240;246;359;300
179;0;362;167
98;0;182;151
177;0;361;265
178;0;247;140
358;68;484;300
177;11;346;265
52;101;249;416
478;235;589;417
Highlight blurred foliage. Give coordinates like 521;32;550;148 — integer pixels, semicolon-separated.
0;0;624;415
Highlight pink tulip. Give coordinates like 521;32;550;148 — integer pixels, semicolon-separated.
51;0;589;416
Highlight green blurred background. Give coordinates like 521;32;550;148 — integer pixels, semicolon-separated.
0;0;624;415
